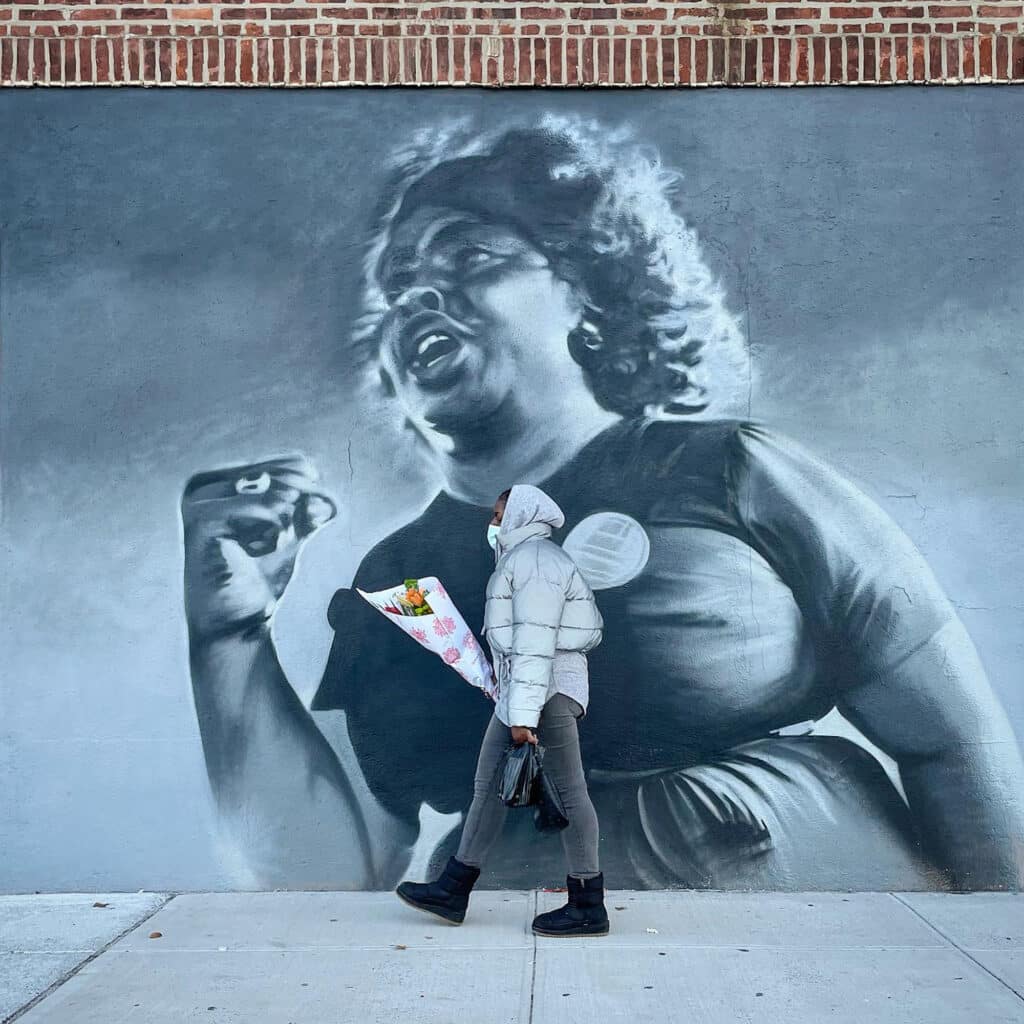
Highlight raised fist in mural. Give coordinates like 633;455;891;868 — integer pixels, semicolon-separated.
181;455;336;642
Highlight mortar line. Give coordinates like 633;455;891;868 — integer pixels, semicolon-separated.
4;894;176;1024
889;892;1024;1002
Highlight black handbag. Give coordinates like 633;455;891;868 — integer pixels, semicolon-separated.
497;742;542;807
532;761;570;834
496;743;570;833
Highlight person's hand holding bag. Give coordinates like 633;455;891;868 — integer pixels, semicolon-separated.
510;726;538;746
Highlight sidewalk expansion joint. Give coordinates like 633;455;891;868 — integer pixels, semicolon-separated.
527;889;538;1024
3;894;177;1024
889;892;1024;1003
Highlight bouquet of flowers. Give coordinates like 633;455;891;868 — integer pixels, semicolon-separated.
356;576;498;700
387;579;435;617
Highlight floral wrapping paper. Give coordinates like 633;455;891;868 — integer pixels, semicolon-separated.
356;576;498;700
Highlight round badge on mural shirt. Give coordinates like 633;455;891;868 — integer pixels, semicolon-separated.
562;512;651;591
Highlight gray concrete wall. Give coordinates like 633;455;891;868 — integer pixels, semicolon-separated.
1;88;1022;892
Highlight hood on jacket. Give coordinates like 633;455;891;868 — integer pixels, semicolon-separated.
497;484;565;552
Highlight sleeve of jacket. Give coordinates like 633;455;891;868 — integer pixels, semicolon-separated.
505;551;567;729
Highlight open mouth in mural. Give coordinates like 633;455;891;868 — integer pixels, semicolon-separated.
399;311;472;389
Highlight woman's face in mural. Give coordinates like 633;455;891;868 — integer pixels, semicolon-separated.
375;206;585;436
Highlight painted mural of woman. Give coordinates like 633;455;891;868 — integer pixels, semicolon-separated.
181;117;1024;892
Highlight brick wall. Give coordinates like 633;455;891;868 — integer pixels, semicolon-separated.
1;0;1022;85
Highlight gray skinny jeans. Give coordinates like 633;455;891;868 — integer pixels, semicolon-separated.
456;692;601;879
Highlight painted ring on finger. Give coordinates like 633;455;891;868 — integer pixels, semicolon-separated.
235;472;272;495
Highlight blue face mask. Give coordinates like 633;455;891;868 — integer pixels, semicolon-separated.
487;523;501;551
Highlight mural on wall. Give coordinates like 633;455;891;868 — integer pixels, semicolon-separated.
180;114;1024;893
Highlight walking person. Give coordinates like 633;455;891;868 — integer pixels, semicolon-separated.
396;484;608;937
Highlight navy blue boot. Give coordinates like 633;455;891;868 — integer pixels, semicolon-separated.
396;857;481;926
532;873;610;937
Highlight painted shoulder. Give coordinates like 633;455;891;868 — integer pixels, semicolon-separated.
601;417;772;528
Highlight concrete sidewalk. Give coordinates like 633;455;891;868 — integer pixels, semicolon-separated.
2;891;1022;1023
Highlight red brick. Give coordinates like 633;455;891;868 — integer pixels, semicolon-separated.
123;8;168;20
564;34;578;80
846;32;860;75
776;7;822;18
874;32;889;76
660;34;675;81
727;36;741;79
2;38;15;82
693;35;707;80
794;34;809;78
911;32;925;78
90;36;105;80
13;37;27;81
337;34;351;79
140;36;155;80
172;7;214;19
995;31;1009;75
775;34;789;78
621;6;668;18
534;36;548;83
17;9;64;21
581;34;595;81
710;34;725;80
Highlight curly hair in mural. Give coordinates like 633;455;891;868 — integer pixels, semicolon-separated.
355;116;746;418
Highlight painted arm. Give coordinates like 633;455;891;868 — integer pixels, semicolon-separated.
731;424;1024;888
182;456;412;889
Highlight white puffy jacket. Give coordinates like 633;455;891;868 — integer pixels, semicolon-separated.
483;485;603;728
